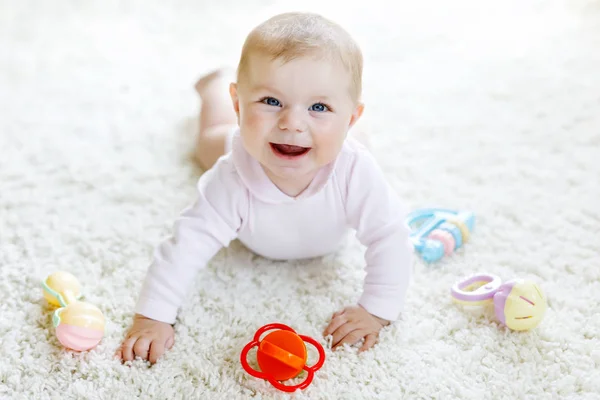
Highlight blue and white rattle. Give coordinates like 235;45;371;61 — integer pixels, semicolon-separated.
406;208;475;262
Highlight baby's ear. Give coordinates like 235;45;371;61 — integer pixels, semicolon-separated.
229;83;240;118
349;102;365;129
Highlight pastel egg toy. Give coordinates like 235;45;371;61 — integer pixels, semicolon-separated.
42;271;105;351
53;301;105;351
451;273;547;331
494;279;547;331
241;323;326;393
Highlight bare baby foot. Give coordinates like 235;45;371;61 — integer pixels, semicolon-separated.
194;67;235;97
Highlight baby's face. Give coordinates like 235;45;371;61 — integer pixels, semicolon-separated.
231;54;363;189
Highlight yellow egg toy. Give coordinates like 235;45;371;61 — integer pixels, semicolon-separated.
43;271;81;307
494;279;547;331
42;271;105;351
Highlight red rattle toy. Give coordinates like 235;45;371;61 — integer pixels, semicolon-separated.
240;323;326;393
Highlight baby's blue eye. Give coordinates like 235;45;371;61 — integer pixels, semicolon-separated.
310;103;329;112
262;97;281;107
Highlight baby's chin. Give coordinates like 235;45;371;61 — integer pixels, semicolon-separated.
264;161;320;179
260;155;320;178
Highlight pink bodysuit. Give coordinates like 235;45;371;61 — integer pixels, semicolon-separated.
135;129;413;323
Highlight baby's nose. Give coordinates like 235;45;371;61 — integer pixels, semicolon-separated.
278;108;306;133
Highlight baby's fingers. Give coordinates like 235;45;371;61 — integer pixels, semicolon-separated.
334;328;368;350
133;337;152;361
358;333;378;353
323;314;347;337
148;338;168;364
119;336;138;362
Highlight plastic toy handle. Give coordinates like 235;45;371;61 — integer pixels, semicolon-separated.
260;341;305;371
451;274;502;304
300;335;326;372
268;371;314;392
61;290;78;306
240;340;268;380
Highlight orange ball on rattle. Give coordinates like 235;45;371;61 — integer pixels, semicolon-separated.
240;323;326;392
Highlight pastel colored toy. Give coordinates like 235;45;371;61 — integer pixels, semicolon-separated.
240;323;325;393
451;273;547;331
42;271;105;351
406;208;475;262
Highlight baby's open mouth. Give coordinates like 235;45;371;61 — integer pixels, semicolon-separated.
270;143;311;157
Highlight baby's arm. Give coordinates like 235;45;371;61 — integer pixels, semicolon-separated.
324;146;412;351
118;159;246;363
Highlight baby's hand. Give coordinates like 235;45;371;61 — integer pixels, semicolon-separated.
323;305;390;352
116;314;175;364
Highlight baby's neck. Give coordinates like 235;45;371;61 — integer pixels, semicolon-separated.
262;167;319;198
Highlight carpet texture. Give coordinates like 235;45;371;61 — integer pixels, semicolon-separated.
1;0;599;399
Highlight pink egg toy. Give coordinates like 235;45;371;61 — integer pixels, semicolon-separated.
42;271;105;351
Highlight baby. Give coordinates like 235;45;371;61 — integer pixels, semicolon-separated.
117;12;413;364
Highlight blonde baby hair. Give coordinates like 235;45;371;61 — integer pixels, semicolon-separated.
236;12;363;102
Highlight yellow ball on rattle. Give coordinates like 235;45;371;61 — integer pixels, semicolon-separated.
495;279;546;331
42;271;105;351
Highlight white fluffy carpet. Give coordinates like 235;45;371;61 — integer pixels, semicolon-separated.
1;0;599;399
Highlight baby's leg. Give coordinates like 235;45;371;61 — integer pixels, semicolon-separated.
194;69;238;170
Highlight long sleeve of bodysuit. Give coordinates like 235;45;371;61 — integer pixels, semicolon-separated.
134;159;246;324
343;147;414;322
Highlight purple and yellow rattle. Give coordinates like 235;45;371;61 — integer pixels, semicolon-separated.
451;273;547;331
42;271;105;351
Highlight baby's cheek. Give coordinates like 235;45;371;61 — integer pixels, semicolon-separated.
241;112;269;140
314;132;345;164
241;110;264;131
